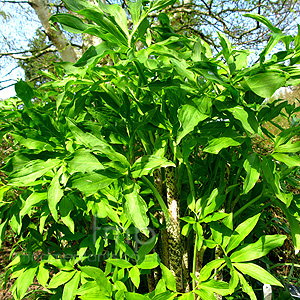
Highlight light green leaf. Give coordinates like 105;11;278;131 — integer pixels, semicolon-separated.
230;235;286;262
12;266;37;300
244;14;282;33
177;98;211;144
137;253;160;269
160;263;176;291
68;149;104;174
129;266;140;289
227;106;255;134
48;166;64;221
106;259;133;268
194;289;217;300
128;0;143;26
50;13;92;33
243;154;260;194
123;181;149;236
48;271;76;289
237;272;257;300
275;140;300;153
124;292;151;300
37;262;49;287
131;155;175;178
198;258;226;282
9;159;61;186
244;71;286;98
204;133;245;154
226;213;261;253
198;279;230;296
233;262;282;287
62;271;81;300
20;192;47;217
272;153;300;168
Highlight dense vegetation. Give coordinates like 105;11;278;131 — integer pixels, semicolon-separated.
1;0;300;299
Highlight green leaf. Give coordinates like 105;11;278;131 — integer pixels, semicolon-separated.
131;155;175;178
75;43;119;67
62;271;81;300
244;71;287;98
230;235;286;262
128;0;143;26
20;192;47;217
244;14;282;33
129;266;140;288
137;253;160;269
67;118;129;168
48;271;76;289
243;154;260;194
272;153;300;168
12;266;37;300
227;106;255;134
9;159;61;186
194;289;217;300
198;258;226;282
198;279;230;296
67;149;104;174
71;171;119;197
226;213;261;253
37;262;49;287
203;132;245;154
275;140;300;153
124;292;151;300
191;38;202;62
106;259;133;268
15;79;33;108
123;181;149;236
237;272;257;300
176;98;211;144
0;219;8;248
160;263;176;291
233;262;282;287
48;166;64;221
50;13;91;33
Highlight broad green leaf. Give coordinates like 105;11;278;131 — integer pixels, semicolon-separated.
67;118;129;168
177;98;211;144
48;271;76;289
150;0;176;12
198;258;226;282
123;181;149;236
203;133;245;154
272;153;300;168
275;140;300;153
191;38;202;62
124;292;151;300
9;159;61;186
37;262;49;287
233;262;282;286
68;149;104;174
0;219;8;248
198;279;230;296
20;192;47;217
277;201;300;250
229;269;239;294
226;213;261;253
12;266;37;300
137;253;160;269
131;155;175;178
244;14;282;33
59;196;75;233
230;235;286;262
177;293;194;300
243;154;260;194
237;272;257;300
75;43;119;67
62;271;81;300
160;263;176;291
227;106;255;134
48;166;64;221
194;289;217;300
244;71;286;98
106;258;133;268
129;266;140;288
128;0;143;26
11;133;54;151
137;235;158;259
15;79;33;108
71;171;119;197
50;14;91;33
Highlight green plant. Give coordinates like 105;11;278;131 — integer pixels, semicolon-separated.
1;0;300;299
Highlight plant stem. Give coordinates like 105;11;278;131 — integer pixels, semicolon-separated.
233;192;263;218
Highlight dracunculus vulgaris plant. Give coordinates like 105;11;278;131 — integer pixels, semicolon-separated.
1;0;300;299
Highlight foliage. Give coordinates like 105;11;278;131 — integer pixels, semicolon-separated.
1;0;300;299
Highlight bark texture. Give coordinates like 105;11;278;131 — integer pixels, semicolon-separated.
29;0;78;63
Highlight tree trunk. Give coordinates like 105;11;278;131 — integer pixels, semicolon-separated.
29;0;78;63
